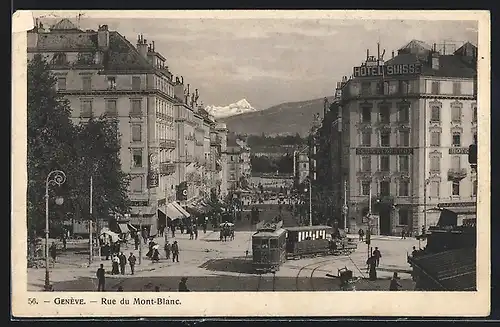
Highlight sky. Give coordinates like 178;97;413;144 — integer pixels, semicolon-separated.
34;12;479;110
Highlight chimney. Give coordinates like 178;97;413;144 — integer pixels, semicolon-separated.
392;51;394;59
152;41;155;51
136;35;148;58
366;49;369;61
97;24;109;51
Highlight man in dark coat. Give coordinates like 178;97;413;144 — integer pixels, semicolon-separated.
389;272;402;291
118;252;127;275
49;243;57;267
171;241;180;263
372;247;382;267
178;277;190;292
128;252;136;275
96;264;106;291
366;255;377;281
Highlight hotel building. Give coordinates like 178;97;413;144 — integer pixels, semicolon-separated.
338;40;478;235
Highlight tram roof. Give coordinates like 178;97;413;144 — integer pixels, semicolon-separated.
285;225;333;232
252;228;287;238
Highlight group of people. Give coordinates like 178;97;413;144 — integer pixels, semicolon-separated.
219;225;235;242
110;252;137;275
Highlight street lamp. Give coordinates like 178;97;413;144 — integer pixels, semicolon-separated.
304;178;312;226
138;210;143;265
44;170;66;291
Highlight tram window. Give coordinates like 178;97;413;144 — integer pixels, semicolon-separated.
252;239;260;247
261;239;269;249
270;239;278;248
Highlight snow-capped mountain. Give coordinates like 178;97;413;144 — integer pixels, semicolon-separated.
205;99;257;118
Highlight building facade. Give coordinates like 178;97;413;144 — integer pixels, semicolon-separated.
225;134;252;191
338;40;477;235
28;19;230;232
293;147;310;185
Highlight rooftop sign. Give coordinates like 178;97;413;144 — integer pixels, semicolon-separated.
353;63;422;78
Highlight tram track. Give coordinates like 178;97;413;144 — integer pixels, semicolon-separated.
294;259;333;291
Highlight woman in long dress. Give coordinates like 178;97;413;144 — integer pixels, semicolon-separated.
366;255;377;281
111;255;120;275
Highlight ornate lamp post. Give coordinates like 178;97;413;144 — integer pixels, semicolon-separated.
44;170;66;291
138;210;143;265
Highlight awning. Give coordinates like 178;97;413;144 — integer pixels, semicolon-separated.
127;224;137;231
172;202;191;218
130;206;156;216
166;203;184;220
118;223;129;234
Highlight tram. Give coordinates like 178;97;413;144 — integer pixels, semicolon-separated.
252;223;287;273
285;225;334;259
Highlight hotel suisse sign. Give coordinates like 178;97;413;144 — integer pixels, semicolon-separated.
353;64;422;78
356;148;414;155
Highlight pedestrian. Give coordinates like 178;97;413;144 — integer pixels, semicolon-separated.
134;234;140;250
119;252;127;275
155;286;160;292
389;272;402;291
180;223;185;234
203;221;207;234
358;229;364;242
171;224;176;238
111;254;120;275
411;246;418;258
49;242;58;267
194;225;198;240
128;252;136;275
189;226;194;240
152;247;160;263
219;229;224;242
171;241;179;263
62;233;67;251
117;286;124;292
164;241;171;259
373;247;382;267
401;229;406;240
103;242;110;260
178;277;190;292
96;264;106;291
146;240;154;258
366;255;377;281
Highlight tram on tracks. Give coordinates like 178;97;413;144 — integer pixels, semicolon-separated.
252;224;358;272
252;223;287;273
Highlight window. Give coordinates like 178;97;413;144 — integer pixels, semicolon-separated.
57;77;66;90
399;131;410;146
361;107;371;123
361;181;371;196
451;156;461;170
132;76;141;90
472;180;477;196
80;99;93;118
399;106;409;123
430;156;440;172
452;132;461;147
430;181;440;198
105;100;117;116
472;105;477;122
380;132;390;147
379;106;390;123
383;81;390;95
361;131;371;146
399;80;410;95
380;155;390;171
82;76;92;91
453;82;462;95
452;180;460;196
430;131;441;147
270;239;278;248
431;105;440;122
51;53;67;65
431;81;440;95
398;208;410;225
361;82;371;96
107;77;116;90
130;99;142;116
399;156;409;172
451;104;462;122
380;181;390;196
361;156;371;172
130;175;143;193
132;149;143;168
131;124;141;142
399;181;409;197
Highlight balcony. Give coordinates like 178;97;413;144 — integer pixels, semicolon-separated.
375;170;391;180
447;168;467;181
356;170;372;180
160;139;176;150
160;162;175;175
211;136;222;146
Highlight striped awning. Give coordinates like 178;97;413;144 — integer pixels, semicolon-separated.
172;202;190;218
163;203;184;220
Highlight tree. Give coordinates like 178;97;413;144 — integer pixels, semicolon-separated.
27;54;78;237
27;55;131;239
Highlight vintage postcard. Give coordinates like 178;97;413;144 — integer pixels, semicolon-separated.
12;10;490;318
